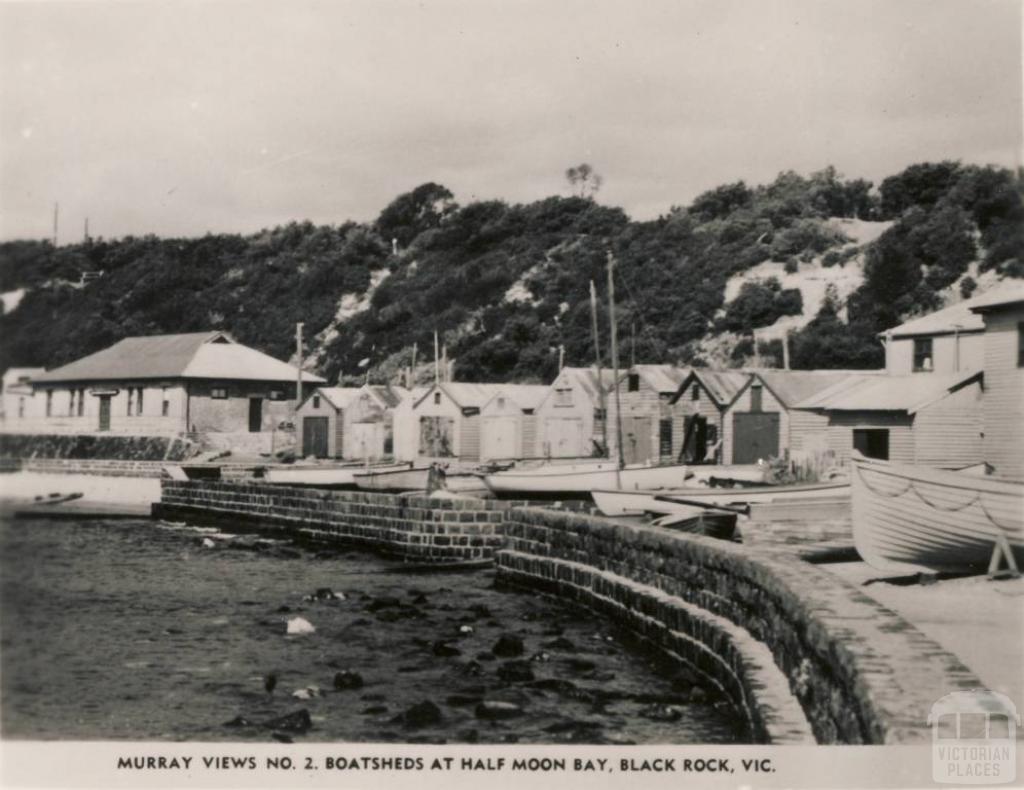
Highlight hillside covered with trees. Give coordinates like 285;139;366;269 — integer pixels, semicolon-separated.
1;161;1021;384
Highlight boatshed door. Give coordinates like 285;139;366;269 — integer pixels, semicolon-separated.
544;418;583;457
350;422;383;460
733;412;780;464
621;416;653;465
302;417;330;458
482;417;518;460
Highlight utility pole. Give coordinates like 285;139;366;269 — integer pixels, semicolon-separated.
84;217;90;243
590;280;608;457
607;252;624;479
782;332;791;370
52;202;59;246
630;321;636;367
558;345;565;371
433;331;440;387
411;342;418;386
295;322;304;411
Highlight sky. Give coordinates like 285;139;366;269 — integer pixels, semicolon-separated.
1;0;1021;242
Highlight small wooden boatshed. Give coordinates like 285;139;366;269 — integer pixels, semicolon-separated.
392;387;428;462
341;383;408;461
968;285;1024;479
478;384;550;461
295;387;361;458
791;369;984;468
668;370;753;464
606;365;689;464
533;367;614;459
406;382;506;462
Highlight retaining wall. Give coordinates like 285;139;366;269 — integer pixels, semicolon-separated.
150;480;982;746
0;433;198;462
153;481;516;562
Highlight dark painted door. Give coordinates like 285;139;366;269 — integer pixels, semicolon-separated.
733;412;780;464
248;398;263;433
98;396;111;432
681;415;708;463
302;416;330;458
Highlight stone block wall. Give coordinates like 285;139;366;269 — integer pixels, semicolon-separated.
153;481;515;563
497;508;980;745
0;433;198;461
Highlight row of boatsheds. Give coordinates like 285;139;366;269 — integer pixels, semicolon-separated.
2;283;1021;478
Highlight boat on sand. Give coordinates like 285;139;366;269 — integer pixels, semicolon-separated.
592;480;849;517
483;461;692;497
851;452;1024;573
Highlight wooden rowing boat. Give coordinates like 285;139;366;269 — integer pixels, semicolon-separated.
851;452;1024;573
266;462;409;488
352;464;430;492
591;480;850;517
482;461;692;497
651;510;738;540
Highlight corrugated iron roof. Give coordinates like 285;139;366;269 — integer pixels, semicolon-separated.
629;364;690;393
2;367;45;386
793;369;981;413
315;387;362;410
367;384;407;408
752;369;884;408
483;384;550;411
881;282;1024;338
413;382;508;410
686;369;753;407
33;332;325;384
560;367;616;401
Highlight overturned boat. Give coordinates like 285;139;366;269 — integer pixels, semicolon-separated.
851;452;1024;573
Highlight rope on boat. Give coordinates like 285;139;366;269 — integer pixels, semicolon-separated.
853;462;1021;532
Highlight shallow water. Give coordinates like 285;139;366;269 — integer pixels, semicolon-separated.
0;515;747;744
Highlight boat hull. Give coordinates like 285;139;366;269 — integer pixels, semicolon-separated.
353;467;430;492
652;511;738;541
483;462;692;496
851;454;1024;572
592;481;850;517
264;466;360;487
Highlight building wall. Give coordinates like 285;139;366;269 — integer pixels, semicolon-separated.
722;380;786;464
535;371;599;458
187;380;296;435
607;374;674;463
980;309;1024;478
521;413;538;459
788;409;831;455
480;393;528;460
912;380;984;467
670;379;725;463
10;383;188;435
295;393;341;457
826;412;915;466
411;387;463;461
343;390;395;460
886;333;984;375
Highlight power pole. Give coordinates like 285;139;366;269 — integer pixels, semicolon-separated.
558;345;565;371
52;202;59;246
590;280;608;457
607;252;624;477
84;217;90;243
295;322;304;411
433;331;440;387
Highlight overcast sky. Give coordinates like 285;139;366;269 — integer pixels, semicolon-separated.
1;0;1020;242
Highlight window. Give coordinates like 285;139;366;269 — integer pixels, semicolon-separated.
68;389;75;417
45;390;52;417
750;385;763;412
554;388;573;407
496;397;506;409
126;388;134;416
433;392;441;405
312;395;321;409
1018;323;1023;367
659;418;673;458
161;386;169;417
627;374;640;392
913;337;933;372
269;390;285;401
136;387;143;416
77;388;85;417
853;429;890;460
18;397;25;418
211;387;228;399
691;384;700;401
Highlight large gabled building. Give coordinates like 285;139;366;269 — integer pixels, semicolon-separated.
16;331;323;452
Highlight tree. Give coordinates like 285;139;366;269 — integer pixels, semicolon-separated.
565;163;603;199
375;183;456;248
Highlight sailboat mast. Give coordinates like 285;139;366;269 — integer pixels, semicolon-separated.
607;252;624;473
589;280;608;457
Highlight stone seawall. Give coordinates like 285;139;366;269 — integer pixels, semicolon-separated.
153;481;515;563
0;433;197;462
151;480;982;746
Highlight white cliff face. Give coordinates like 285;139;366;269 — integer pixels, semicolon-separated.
304;268;392;368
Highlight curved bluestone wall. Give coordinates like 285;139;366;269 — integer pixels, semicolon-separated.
152;481;982;744
497;508;981;745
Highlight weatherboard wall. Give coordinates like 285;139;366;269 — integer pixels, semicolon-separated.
885;332;984;376
912;380;984;467
670;379;725;463
979;307;1024;479
721;380;785;465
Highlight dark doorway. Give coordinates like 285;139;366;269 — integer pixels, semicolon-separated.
248;398;263;433
680;415;708;463
733;412;780;464
98;396;111;432
853;428;890;460
302;417;330;458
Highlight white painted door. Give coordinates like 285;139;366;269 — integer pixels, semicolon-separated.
544;418;584;457
349;422;384;460
482;417;519;460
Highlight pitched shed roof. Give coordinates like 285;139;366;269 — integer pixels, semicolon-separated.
33;332;325;384
483;384;550;411
794;369;981;414
366;384;407;408
314;387;362;410
625;364;690;393
2;367;45;387
559;367;616;400
752;369;883;408
678;369;753;407
880;284;1024;339
414;382;508;410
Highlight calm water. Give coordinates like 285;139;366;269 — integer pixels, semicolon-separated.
0;515;746;744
